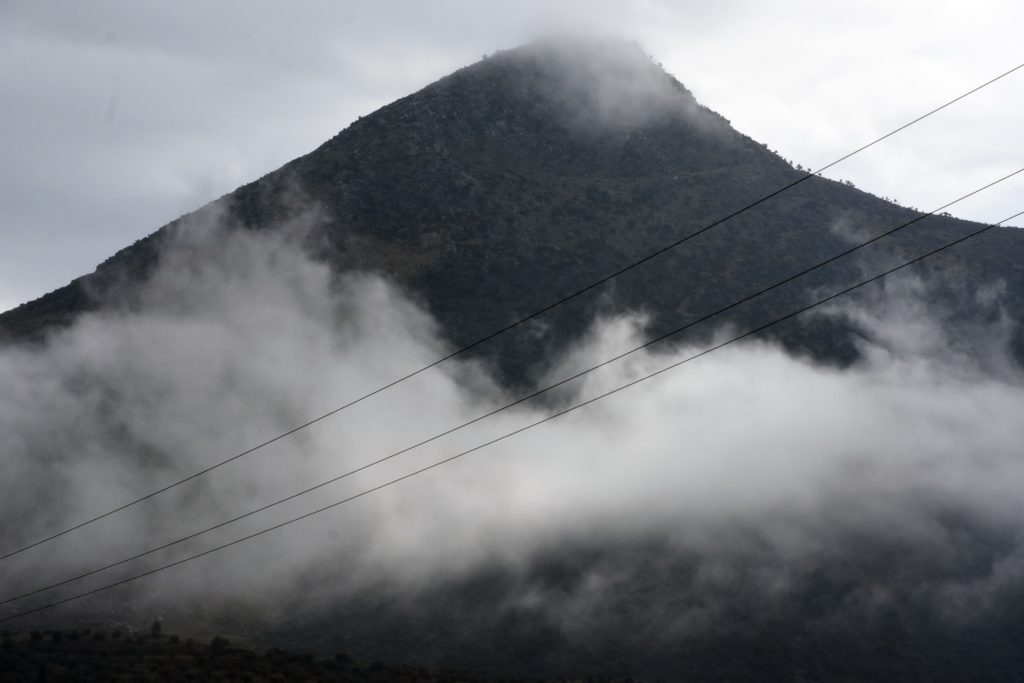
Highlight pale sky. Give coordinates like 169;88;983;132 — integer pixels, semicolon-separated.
1;0;1021;313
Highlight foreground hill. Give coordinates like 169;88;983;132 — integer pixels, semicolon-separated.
0;627;572;682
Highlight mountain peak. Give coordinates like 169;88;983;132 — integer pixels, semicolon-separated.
405;35;704;135
467;35;700;132
491;34;662;75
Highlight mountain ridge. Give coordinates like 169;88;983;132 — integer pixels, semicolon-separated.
7;45;1020;389
4;39;1020;382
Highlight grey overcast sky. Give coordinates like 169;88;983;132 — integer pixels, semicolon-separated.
1;0;1021;314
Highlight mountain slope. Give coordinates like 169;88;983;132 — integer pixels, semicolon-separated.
3;37;1022;383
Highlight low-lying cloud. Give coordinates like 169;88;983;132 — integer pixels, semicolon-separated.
2;219;1023;674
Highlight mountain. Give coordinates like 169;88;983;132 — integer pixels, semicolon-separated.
3;38;1024;681
3;37;1022;382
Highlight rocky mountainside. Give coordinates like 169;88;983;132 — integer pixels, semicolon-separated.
2;38;1022;383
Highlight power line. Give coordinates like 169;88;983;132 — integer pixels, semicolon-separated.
2;61;1021;564
4;168;1019;608
4;205;1021;624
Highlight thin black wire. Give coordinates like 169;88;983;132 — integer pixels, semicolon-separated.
4;167;1020;608
4;206;1021;625
2;61;1021;564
